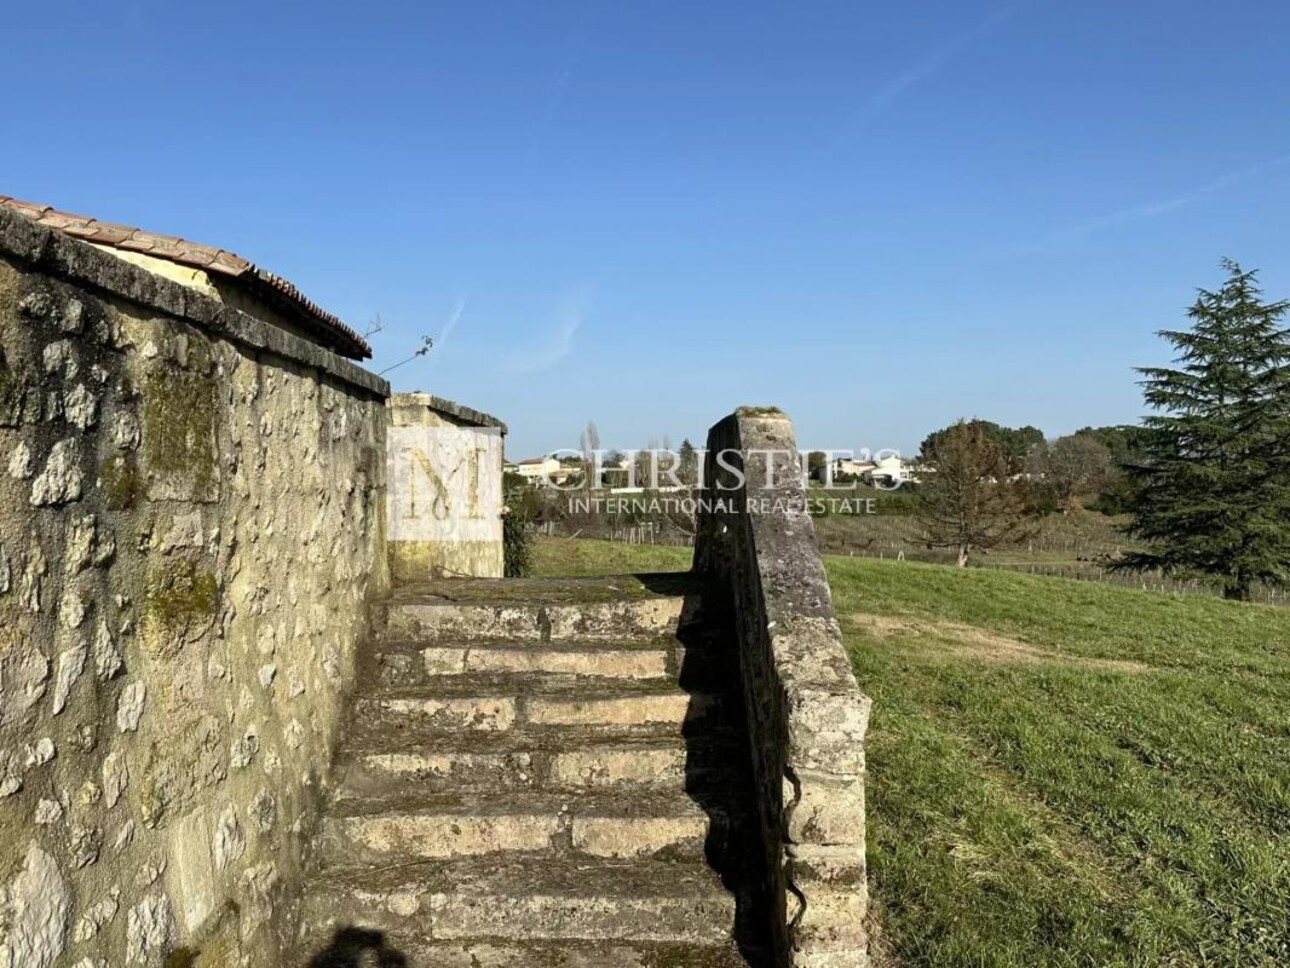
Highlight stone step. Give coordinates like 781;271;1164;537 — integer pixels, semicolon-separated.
368;638;732;691
371;640;674;684
388;574;699;603
351;676;727;739
385;596;688;645
335;730;746;799
317;790;734;866
294;936;753;968
295;856;738;948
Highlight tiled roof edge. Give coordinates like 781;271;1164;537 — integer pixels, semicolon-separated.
0;204;389;399
0;196;372;359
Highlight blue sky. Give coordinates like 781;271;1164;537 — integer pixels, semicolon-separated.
8;0;1290;458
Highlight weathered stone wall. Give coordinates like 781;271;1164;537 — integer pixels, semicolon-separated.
0;208;389;967
387;392;506;581
695;407;871;968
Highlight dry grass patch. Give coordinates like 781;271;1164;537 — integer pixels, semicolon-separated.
848;613;1151;674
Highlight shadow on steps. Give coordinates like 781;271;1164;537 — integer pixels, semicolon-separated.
674;583;775;968
307;926;408;967
302;571;772;968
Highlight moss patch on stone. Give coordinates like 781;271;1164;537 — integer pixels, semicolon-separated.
146;559;218;636
99;454;140;510
0;355;32;427
142;367;218;501
389;540;504;585
0;800;26;882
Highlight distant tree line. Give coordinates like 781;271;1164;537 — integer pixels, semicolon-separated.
525;261;1290;603
913;260;1290;600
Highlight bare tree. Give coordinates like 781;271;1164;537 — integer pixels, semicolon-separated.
917;419;1030;567
634;437;661;489
1027;434;1117;512
378;335;434;376
579;421;601;490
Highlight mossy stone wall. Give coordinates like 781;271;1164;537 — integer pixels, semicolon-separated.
0;241;388;968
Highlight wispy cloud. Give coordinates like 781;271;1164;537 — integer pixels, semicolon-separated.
1024;152;1290;251
854;0;1032;130
507;291;590;373
430;293;468;364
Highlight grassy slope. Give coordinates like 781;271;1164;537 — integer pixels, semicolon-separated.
532;537;1290;967
531;534;692;576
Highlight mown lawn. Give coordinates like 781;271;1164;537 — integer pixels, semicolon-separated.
532;536;1290;967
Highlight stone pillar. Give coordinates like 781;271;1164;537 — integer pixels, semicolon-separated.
694;406;871;968
386;393;507;581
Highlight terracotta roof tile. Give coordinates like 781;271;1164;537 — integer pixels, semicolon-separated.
6;199;50;220
82;223;134;245
38;211;85;230
114;235;156;254
0;194;371;359
209;250;251;274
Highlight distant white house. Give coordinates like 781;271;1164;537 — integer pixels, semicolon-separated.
865;455;922;488
815;454;923;487
825;457;876;481
507;456;579;486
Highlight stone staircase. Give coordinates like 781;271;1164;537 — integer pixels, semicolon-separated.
292;575;769;967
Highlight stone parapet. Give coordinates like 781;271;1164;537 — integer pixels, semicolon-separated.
694;407;871;967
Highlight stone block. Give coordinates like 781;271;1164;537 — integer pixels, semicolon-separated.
787;771;865;847
526;693;697;728
372;696;518;732
333;811;560;860
571;814;709;859
547;747;687;789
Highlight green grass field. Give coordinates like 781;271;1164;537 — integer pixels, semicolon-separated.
532;536;1290;967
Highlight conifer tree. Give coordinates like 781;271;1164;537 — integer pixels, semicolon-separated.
1118;260;1290;600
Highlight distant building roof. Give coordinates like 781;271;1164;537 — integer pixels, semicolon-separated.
0;195;371;359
